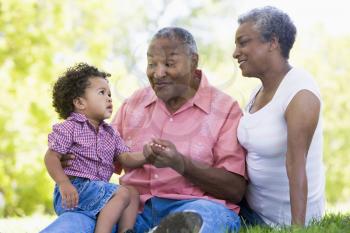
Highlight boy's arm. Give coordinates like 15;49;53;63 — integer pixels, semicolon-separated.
44;149;70;184
44;149;78;208
45;149;71;184
118;152;147;169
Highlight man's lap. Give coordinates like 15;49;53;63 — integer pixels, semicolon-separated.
40;197;240;233
135;197;240;233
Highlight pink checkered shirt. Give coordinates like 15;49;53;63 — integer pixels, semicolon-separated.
48;112;129;182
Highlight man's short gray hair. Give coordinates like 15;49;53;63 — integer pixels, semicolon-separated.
238;6;296;59
152;27;198;54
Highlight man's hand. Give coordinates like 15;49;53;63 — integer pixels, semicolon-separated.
60;154;75;168
58;180;79;209
150;139;184;171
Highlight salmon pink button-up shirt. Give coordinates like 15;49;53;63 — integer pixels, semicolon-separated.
112;71;246;213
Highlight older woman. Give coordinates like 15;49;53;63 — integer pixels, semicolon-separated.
233;6;325;227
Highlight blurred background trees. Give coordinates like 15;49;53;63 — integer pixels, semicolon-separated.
0;0;349;217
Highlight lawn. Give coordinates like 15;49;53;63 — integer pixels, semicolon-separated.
0;213;349;233
241;213;350;233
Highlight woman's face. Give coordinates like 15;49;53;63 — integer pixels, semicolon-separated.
233;21;271;78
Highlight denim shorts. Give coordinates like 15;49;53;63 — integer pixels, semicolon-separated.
53;177;119;219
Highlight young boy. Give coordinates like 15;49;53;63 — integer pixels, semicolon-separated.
45;63;145;233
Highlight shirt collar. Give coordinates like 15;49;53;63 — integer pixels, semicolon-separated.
143;69;212;114
192;70;211;114
67;112;89;122
67;112;112;131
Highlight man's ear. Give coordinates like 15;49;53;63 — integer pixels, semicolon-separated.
191;53;199;70
269;35;280;51
73;97;85;110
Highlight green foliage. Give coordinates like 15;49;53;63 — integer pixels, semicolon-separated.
293;32;350;203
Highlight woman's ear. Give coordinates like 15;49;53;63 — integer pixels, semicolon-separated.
73;97;85;110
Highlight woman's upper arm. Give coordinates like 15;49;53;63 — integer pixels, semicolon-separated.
285;90;320;161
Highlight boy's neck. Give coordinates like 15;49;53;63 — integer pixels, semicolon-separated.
74;111;102;131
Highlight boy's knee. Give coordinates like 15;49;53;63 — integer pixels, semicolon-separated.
115;186;131;203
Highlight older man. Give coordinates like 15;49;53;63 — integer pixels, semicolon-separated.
41;27;246;233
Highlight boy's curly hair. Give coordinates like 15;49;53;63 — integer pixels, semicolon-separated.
52;63;111;119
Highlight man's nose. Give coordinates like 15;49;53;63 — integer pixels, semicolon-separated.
154;65;166;79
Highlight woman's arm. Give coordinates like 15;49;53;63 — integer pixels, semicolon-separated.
285;90;320;226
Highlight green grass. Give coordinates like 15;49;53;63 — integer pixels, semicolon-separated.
241;213;350;233
0;213;349;233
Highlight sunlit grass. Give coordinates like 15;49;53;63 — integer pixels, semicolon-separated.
241;213;350;233
0;205;349;233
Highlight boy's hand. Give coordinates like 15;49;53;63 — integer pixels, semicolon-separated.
58;181;79;209
143;142;158;164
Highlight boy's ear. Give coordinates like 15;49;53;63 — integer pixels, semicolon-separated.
73;97;85;110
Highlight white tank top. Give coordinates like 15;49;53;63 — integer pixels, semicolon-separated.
237;67;325;226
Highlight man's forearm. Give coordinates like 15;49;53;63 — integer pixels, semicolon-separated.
172;153;246;203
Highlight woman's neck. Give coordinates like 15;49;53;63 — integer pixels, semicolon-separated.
260;61;291;94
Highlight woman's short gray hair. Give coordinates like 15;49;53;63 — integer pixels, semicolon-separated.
238;6;296;59
152;27;198;54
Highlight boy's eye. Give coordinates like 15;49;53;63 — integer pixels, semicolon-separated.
99;90;105;95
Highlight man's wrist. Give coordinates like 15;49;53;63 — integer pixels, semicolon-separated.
172;152;187;175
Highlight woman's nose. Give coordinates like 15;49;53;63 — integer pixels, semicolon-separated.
232;47;240;59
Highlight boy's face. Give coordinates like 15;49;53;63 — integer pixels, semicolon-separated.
78;77;113;123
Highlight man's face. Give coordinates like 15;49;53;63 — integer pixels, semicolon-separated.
146;37;197;103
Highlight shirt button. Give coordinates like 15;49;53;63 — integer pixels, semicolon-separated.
169;118;173;122
154;174;159;178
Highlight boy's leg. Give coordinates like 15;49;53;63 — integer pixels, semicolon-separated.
95;186;130;233
39;212;96;233
118;186;140;233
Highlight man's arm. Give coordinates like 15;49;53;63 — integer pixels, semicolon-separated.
148;139;246;203
285;90;320;226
